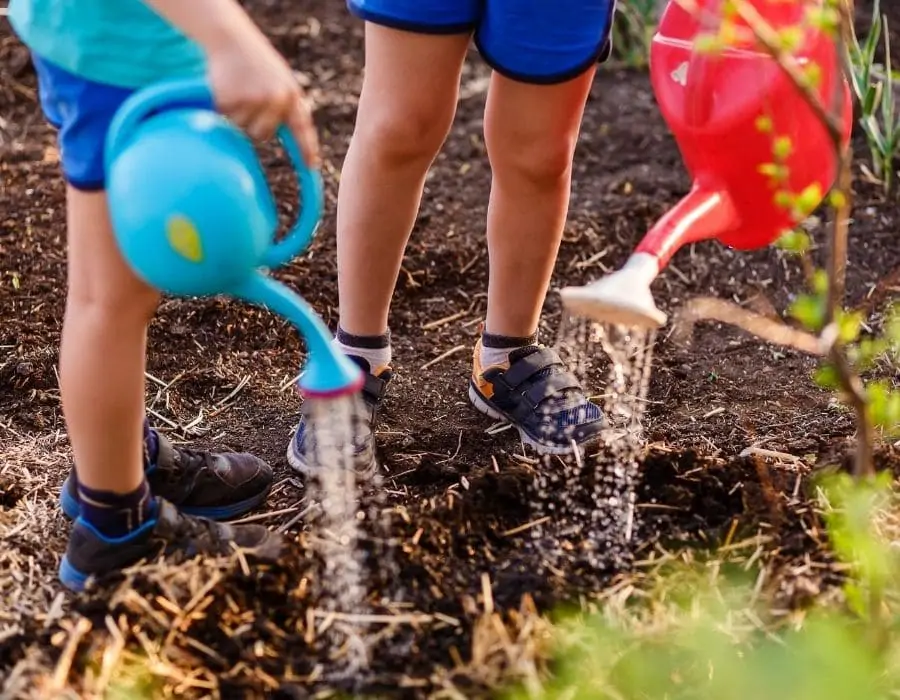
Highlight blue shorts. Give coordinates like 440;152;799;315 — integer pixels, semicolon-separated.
348;0;617;83
32;54;135;191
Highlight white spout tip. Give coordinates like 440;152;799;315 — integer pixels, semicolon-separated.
560;264;667;330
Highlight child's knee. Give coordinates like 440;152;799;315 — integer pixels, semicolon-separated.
486;123;577;188
356;98;455;166
67;279;160;326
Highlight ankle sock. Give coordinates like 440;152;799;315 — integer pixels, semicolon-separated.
335;326;392;372
480;329;539;368
143;418;159;466
78;479;158;538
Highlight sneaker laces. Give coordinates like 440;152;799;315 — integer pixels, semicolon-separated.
167;507;229;549
169;446;211;476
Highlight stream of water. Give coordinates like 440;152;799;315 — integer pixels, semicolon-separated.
527;315;657;574
301;393;369;674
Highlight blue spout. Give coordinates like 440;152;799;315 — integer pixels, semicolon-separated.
233;274;363;397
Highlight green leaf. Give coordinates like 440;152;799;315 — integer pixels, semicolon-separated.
828;190;848;209
862;84;881;117
775;229;811;254
837;310;864;344
850;337;889;370
868;380;900;434
792;183;824;220
842;581;867;618
811;269;829;295
788;293;826;331
813;364;841;390
778;27;803;52
773;136;793;160
802;62;823;90
755;115;774;133
863;114;888;158
695;32;724;54
758;162;789;182
883;305;900;347
774;190;794;209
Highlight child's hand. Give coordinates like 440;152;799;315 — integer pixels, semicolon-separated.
142;0;320;167
206;38;320;168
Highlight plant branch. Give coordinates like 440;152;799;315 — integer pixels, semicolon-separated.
672;297;822;354
818;0;873;478
731;1;845;144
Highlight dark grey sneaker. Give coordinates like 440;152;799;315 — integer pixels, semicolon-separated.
287;355;393;478
60;430;273;522
59;498;284;592
469;341;605;454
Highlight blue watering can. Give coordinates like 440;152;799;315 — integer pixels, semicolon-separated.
104;77;363;398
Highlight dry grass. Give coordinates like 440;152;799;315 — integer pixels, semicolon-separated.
0;424;72;699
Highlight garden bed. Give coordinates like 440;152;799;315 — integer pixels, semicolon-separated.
2;1;900;697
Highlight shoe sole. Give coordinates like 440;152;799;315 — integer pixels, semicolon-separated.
285;427;378;480
468;382;601;456
59;476;271;522
59;555;89;592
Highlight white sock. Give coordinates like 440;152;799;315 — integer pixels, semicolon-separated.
480;344;518;368
479;330;539;368
335;327;392;372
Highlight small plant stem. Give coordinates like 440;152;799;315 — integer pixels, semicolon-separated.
829;0;883;649
826;1;875;480
731;0;875;479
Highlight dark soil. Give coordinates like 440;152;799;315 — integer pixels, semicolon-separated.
2;1;900;697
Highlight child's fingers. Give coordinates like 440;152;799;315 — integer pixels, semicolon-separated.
244;107;282;143
285;97;320;169
222;105;255;134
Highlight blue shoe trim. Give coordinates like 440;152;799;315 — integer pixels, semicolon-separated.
59;476;80;520
58;517;159;592
59;555;90;592
78;514;159;543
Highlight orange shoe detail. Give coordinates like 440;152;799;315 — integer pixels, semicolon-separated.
471;337;511;401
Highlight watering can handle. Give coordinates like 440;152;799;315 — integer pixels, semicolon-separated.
104;77;323;270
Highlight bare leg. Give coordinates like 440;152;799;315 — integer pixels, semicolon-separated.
336;24;471;336
59;187;159;493
56;190;281;595
482;68;596;337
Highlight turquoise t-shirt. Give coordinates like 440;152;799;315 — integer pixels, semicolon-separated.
7;0;207;89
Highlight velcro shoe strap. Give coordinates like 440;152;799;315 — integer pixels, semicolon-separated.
493;371;584;423
523;372;583;408
362;373;389;405
496;348;565;392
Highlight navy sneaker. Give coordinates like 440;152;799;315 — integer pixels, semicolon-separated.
287;356;392;478
60;430;273;522
468;341;604;454
59;498;284;592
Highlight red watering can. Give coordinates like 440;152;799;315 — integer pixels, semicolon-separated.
561;0;854;328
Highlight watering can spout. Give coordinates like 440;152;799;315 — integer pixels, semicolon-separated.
559;184;736;329
560;252;667;329
233;273;364;398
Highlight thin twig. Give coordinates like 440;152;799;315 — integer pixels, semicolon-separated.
420;345;467;371
673;297;821;354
